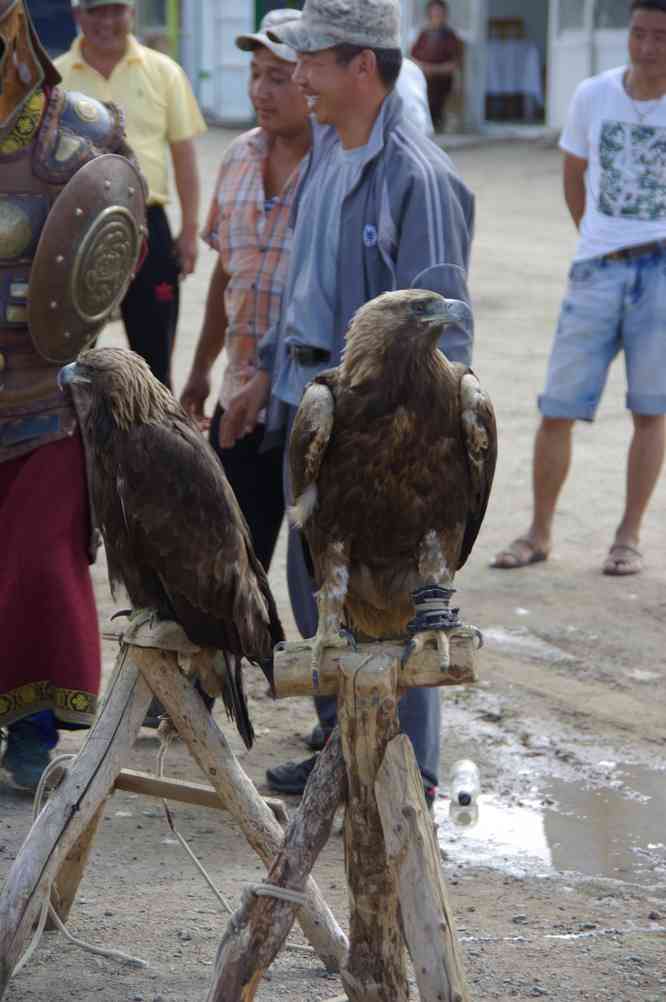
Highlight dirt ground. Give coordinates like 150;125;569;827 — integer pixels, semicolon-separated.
2;134;666;1002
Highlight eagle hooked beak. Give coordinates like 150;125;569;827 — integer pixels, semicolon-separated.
423;297;472;331
57;361;90;391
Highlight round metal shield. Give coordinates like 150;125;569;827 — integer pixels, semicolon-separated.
28;154;146;364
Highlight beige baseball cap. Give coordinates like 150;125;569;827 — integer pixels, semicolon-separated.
267;0;401;53
236;9;302;63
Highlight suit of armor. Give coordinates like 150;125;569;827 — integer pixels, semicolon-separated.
0;0;144;790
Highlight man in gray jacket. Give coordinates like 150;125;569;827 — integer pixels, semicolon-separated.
220;0;475;804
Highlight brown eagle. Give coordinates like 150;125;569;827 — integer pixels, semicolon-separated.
288;289;497;674
60;347;284;748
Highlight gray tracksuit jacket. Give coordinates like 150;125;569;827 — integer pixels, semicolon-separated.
258;89;475;432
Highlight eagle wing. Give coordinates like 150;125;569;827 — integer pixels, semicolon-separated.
288;374;337;530
97;415;282;662
457;370;498;569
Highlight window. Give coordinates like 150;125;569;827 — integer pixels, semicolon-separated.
559;0;586;33
594;0;630;29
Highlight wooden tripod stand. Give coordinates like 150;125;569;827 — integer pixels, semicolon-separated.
209;629;479;1002
0;617;479;1002
0;617;347;999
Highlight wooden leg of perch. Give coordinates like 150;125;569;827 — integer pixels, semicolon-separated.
132;646;348;974
338;653;409;1002
376;735;470;1002
47;804;106;928
0;647;152;998
114;770;289;825
205;728;347;1002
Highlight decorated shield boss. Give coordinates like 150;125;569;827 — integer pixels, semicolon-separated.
28;154;146;363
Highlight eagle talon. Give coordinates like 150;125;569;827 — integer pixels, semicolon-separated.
339;627;357;651
309;629;356;690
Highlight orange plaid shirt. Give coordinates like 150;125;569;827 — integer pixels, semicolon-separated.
202;128;303;410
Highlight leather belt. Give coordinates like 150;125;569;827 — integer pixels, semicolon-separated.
603;240;666;262
288;345;330;366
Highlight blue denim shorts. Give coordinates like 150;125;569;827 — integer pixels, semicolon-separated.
539;248;666;420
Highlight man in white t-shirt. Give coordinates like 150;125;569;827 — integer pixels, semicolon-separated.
494;0;666;577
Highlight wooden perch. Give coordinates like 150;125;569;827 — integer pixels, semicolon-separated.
338;653;408;1002
131;644;348;974
206;729;348;1002
376;736;470;1002
274;630;479;698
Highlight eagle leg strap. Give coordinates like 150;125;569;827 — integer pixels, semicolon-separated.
406;585;463;635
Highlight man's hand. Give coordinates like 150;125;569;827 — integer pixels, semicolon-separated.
218;370;271;449
175;228;199;276
170;138;200;276
180;367;211;430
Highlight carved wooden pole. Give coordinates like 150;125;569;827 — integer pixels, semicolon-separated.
273;635;477;698
338;653;408;1002
376;736;470;1002
206;728;347;1002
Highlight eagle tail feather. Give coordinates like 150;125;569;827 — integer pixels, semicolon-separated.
240;551;285;695
215;650;255;750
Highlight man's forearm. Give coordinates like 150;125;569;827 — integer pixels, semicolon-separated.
171;138;200;235
563;155;587;230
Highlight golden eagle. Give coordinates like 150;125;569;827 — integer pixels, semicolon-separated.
288;290;497;673
60;347;284;748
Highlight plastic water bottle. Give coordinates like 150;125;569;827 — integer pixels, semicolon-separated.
449;759;480;827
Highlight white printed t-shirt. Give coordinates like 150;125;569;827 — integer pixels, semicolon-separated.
560;66;666;261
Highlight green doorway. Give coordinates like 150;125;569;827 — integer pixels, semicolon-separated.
255;0;303;30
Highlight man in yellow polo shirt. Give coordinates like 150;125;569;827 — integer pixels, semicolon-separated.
56;0;207;386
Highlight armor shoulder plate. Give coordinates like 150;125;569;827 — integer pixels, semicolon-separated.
32;87;127;186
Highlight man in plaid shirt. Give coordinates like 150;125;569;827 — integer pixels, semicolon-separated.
180;9;310;571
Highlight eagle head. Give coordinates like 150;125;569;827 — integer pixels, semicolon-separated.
341;290;471;383
59;347;176;431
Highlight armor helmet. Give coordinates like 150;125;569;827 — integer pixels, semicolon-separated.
0;0;60;144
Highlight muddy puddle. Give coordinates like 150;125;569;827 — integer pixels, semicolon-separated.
437;764;666;888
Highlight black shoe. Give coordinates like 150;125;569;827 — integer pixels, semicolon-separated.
143;697;166;729
424;785;437;814
266;755;318;794
304;724;333;752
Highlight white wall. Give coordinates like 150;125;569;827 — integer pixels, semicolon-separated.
187;0;254;125
593;29;628;75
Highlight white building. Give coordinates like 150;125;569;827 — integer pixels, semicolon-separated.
181;0;631;132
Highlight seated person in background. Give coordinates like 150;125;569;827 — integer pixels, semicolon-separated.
411;0;462;131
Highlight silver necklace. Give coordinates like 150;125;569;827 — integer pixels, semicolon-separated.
625;74;664;124
630;95;662;124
